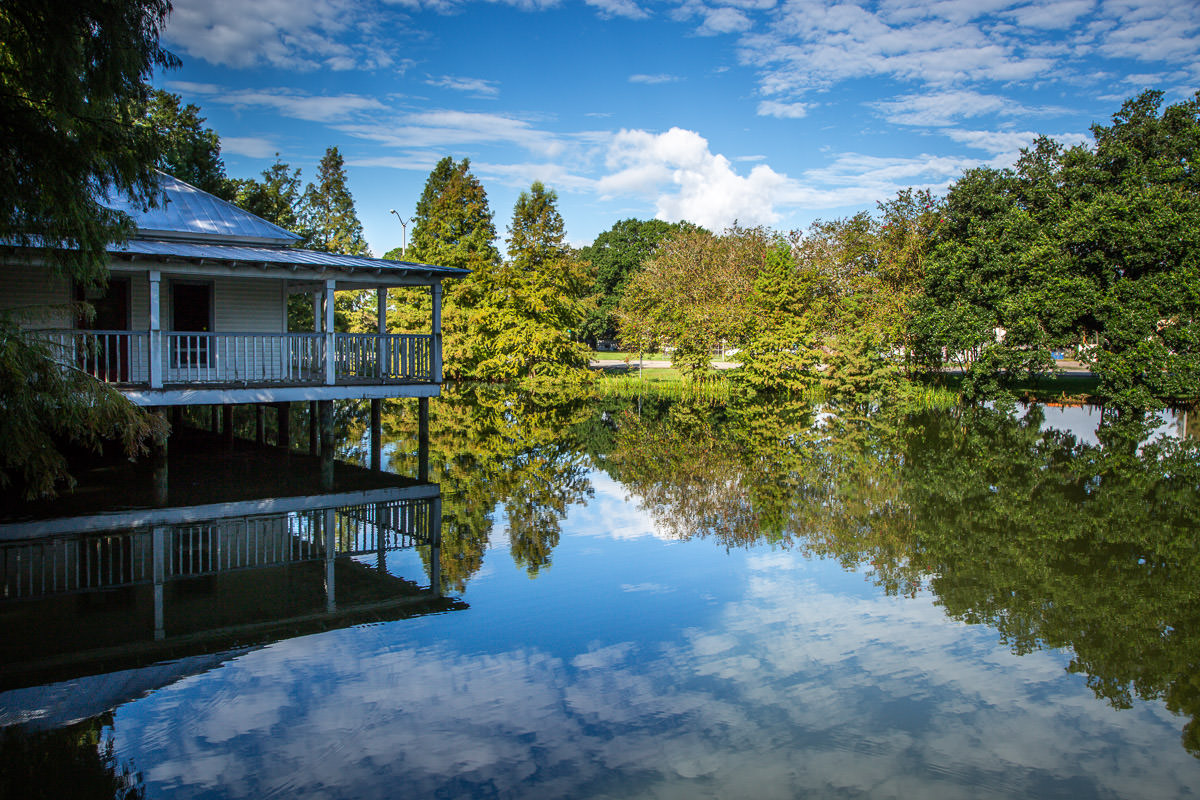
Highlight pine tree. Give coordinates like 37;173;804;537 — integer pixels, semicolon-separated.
299;146;370;256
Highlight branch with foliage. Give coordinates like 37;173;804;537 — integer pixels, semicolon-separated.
1;0;177;496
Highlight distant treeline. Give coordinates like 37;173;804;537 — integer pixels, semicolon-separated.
156;88;1200;407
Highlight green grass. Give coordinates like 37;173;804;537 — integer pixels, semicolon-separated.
594;368;732;402
587;351;671;362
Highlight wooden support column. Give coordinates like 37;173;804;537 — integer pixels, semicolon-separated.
375;501;387;572
148;270;162;388
209;405;218;433
370;399;382;471
222;405;234;447
377;287;388;378
152;526;167;640
324;507;337;613
431;282;443;384
319;399;334;489
171;405;183;430
151;407;169;507
277;402;291;450
418;397;429;482
255;404;265;444
309;401;319;455
323;279;336;385
430;495;442;598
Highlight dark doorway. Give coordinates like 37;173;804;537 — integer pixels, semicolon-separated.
172;283;213;369
75;277;131;382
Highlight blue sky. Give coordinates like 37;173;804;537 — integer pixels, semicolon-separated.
157;0;1200;255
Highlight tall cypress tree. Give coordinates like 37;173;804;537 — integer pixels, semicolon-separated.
406;156;500;271
391;157;501;374
468;181;591;386
299;146;369;256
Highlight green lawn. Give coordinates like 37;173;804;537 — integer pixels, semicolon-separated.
587;350;671;362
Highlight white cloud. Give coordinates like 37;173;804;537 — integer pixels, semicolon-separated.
220;137;279;158
756;100;808;118
629;73;683;84
165;0;397;71
584;0;651;19
426;75;501;96
345;154;445;171
598;127;795;228
674;0;756;35
871;89;1032;126
592;126;1004;230
733;0;1200;111
1004;0;1097;29
337;109;572;161
943;128;1092;165
185;87;390;123
699;6;754;34
473;161;597;191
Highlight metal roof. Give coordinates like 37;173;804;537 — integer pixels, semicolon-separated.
105;172;301;246
95;172;469;279
109;238;470;278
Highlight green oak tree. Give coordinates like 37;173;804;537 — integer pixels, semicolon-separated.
914;91;1200;406
231;157;302;232
578;218;696;344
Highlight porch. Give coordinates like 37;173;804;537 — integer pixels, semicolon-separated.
33;329;439;390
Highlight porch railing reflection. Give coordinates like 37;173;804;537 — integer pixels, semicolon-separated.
1;499;438;601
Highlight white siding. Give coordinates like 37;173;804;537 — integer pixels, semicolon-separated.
129;274;152;330
0;263;72;328
214;277;285;333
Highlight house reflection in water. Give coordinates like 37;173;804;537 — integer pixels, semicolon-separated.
0;434;464;727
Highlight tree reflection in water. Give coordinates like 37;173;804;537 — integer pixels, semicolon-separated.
375;385;594;589
343;387;1200;758
0;715;143;800
605;396;1200;759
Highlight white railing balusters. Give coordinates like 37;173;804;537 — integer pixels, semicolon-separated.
30;330;438;387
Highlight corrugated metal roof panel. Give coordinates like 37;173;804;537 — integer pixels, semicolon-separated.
109;238;470;277
104;173;302;245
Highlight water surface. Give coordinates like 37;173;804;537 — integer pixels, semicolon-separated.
2;392;1198;799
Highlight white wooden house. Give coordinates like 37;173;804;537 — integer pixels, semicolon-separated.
0;173;467;408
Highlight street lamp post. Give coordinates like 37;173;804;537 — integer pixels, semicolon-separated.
389;209;409;259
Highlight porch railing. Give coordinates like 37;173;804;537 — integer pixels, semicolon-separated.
30;330;437;387
334;333;433;382
164;332;324;385
34;329;151;384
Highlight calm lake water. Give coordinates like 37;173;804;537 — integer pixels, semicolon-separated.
2;390;1199;799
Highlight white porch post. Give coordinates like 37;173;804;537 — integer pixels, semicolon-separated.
376;287;387;377
148;270;162;388
323;279;336;385
431;281;443;384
